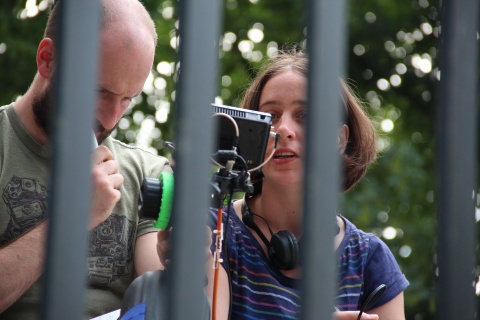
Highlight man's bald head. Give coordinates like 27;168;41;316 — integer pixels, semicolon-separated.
43;0;157;47
30;0;157;144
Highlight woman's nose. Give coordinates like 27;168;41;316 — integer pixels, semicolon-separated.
276;116;296;141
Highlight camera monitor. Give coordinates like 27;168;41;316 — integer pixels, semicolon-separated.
212;104;272;171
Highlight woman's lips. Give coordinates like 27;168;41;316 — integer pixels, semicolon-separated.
272;149;298;164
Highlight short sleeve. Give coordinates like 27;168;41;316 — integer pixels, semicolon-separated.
136;219;158;238
362;236;409;310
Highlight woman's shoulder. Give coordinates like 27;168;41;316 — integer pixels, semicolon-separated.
340;215;404;271
339;215;390;255
341;215;372;241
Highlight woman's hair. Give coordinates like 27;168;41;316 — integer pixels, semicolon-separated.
241;48;377;193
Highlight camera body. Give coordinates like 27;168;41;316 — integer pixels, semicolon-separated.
138;104;273;229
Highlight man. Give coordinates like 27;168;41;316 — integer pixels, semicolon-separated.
0;0;171;318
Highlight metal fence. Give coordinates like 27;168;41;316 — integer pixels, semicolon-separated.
41;0;478;319
436;0;478;319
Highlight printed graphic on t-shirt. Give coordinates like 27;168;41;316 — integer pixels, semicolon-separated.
1;175;48;245
87;214;135;287
1;175;136;287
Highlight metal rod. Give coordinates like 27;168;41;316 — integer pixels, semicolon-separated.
437;0;479;319
41;1;100;319
167;0;223;319
301;0;347;319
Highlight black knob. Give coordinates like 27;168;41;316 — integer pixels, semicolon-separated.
138;177;163;221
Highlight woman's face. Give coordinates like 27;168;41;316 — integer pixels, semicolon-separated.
258;70;307;188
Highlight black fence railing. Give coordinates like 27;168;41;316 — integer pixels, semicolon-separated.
436;0;479;319
41;0;478;319
41;0;100;319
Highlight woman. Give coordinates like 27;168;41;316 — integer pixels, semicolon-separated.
207;49;409;320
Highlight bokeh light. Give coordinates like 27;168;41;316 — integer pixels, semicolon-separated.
382;226;397;240
381;119;394;132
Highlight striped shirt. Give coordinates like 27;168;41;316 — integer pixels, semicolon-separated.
208;203;409;319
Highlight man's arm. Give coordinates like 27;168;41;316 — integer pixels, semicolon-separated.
0;221;47;313
134;231;165;275
0;146;125;313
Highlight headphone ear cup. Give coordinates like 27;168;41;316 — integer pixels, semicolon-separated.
269;230;299;270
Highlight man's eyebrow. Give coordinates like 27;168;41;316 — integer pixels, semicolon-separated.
98;87;117;95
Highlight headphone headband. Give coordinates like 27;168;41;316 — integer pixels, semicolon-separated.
241;199;272;248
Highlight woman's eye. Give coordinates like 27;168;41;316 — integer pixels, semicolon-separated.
298;112;307;120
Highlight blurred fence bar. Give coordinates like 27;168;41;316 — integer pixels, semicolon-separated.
437;0;479;319
301;0;347;319
167;0;223;319
41;0;100;319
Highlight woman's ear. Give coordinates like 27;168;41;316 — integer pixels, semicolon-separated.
338;124;349;154
36;38;55;79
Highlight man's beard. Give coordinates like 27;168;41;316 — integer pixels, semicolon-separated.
32;85;51;137
95;119;116;144
32;84;117;144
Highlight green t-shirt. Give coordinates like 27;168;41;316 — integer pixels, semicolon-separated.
0;103;173;319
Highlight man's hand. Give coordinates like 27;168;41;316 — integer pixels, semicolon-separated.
90;145;124;229
157;228;171;269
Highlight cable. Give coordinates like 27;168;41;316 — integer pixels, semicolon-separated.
210;113;240;169
212;128;280;173
247;132;280;172
212;112;240;137
356;284;387;320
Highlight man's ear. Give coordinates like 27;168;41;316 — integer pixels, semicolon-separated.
36;38;55;79
338;124;349;154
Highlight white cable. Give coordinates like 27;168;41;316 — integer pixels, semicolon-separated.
247;132;278;172
210;113;239;168
211;113;239;137
210;112;279;173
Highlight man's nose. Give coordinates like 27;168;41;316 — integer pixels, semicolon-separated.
97;101;125;130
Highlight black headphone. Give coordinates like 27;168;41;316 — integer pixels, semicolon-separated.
241;197;342;271
241;198;300;270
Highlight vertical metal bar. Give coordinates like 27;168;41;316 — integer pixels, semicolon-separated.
168;0;223;319
302;0;347;319
437;0;479;319
41;1;100;319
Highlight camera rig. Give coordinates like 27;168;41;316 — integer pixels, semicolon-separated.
121;104;275;319
137;104;273;229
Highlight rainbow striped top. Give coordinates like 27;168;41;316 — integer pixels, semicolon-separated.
208;203;409;319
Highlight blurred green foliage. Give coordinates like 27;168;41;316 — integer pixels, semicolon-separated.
2;1;476;319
